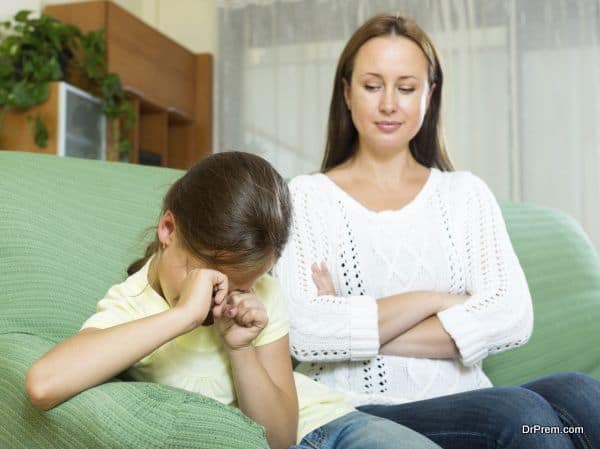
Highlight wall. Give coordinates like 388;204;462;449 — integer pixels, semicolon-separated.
0;0;217;54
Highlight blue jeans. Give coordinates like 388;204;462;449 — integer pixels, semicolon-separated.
290;410;442;449
358;372;600;449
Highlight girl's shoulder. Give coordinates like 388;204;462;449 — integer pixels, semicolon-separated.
81;264;168;331
253;273;280;302
252;274;290;345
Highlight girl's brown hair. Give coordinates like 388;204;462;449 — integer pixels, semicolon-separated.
321;13;454;172
127;151;292;275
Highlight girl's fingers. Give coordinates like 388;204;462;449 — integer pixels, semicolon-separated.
226;293;266;327
214;284;228;305
239;307;266;328
213;303;236;320
237;308;253;327
209;271;228;304
213;291;268;330
215;291;243;319
212;302;224;318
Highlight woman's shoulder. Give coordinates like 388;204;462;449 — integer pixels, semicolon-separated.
288;172;339;208
436;169;493;198
288;172;328;191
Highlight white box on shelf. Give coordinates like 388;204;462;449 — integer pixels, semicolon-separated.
57;82;107;160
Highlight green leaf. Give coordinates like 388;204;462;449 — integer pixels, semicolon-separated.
48;57;63;80
15;10;32;23
116;137;131;154
0;61;13;79
121;102;136;130
31;115;49;148
0;88;8;105
11;82;49;108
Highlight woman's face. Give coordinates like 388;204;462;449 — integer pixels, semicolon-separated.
344;35;434;156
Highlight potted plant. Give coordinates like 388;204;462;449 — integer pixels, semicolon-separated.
0;10;135;159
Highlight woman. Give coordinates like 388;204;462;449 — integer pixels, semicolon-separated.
274;13;600;449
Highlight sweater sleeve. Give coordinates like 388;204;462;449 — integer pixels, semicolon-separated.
437;173;534;366
273;175;380;362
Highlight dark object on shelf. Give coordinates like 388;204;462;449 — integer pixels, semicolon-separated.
138;150;161;166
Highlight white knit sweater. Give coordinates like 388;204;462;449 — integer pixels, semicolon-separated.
274;168;534;407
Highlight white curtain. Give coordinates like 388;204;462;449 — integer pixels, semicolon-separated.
217;0;600;250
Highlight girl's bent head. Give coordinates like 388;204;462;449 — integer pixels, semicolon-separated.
322;13;453;172
128;151;292;301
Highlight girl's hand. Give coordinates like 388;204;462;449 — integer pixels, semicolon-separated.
175;269;229;329
214;291;268;351
311;261;336;296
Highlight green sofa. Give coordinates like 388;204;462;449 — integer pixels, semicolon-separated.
1;151;599;448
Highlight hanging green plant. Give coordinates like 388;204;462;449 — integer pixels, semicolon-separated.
0;10;135;155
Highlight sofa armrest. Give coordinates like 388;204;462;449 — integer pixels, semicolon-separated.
0;333;268;449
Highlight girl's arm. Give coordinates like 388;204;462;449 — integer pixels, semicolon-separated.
228;338;298;449
215;292;298;449
26;268;228;410
25;309;195;410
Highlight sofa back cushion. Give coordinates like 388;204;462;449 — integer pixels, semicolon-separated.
2;151;599;384
1;151;183;341
485;202;600;384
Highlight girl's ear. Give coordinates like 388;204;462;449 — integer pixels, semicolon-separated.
157;210;177;247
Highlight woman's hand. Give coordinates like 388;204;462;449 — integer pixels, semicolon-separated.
214;291;268;351
175;268;229;329
311;261;336;295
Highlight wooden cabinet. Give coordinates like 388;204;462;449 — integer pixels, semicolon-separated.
42;0;213;169
1;83;61;157
1;82;108;160
110;7;194;117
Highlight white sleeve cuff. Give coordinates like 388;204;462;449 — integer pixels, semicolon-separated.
349;296;380;360
437;304;488;366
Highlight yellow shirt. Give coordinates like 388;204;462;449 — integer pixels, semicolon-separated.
81;257;353;442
